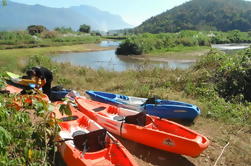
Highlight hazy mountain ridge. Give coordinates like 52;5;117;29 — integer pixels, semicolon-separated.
135;0;251;33
0;1;132;31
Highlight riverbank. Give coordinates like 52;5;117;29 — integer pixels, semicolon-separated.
128;48;210;63
0;43;114;73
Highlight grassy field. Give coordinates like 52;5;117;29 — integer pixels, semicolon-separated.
147;46;210;60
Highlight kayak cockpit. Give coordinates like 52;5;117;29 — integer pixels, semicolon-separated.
59;128;108;153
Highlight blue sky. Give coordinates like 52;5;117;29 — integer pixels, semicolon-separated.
10;0;190;26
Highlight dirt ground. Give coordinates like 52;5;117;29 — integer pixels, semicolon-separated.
116;117;251;166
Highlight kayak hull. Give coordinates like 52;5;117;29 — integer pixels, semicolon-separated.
86;90;200;120
53;102;138;166
75;97;209;157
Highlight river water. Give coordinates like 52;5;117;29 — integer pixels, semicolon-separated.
52;41;250;72
52;41;192;71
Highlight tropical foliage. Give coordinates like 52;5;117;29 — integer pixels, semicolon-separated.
0;74;58;165
194;48;251;103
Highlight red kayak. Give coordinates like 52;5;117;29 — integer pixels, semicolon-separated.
53;102;138;166
75;97;209;157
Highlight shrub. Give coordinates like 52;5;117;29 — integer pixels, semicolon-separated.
215;48;251;102
27;25;47;35
79;24;91;33
116;39;143;55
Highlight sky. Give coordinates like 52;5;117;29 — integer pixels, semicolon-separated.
10;0;190;26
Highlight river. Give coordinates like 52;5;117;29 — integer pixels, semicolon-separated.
52;41;250;72
52;41;192;72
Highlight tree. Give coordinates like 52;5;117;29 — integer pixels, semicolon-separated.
1;0;7;6
54;27;74;33
27;25;47;35
79;24;90;33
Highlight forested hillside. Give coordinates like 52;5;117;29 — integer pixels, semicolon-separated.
135;0;251;33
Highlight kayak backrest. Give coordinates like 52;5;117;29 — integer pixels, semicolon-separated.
144;97;157;105
72;129;107;152
124;112;146;126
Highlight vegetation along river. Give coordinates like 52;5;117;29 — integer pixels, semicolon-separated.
52;41;250;72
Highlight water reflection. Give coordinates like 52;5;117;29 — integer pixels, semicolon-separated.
99;40;121;47
211;43;250;50
52;49;191;72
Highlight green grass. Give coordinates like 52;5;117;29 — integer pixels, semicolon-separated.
0;31;101;50
150;46;210;54
146;46;210;60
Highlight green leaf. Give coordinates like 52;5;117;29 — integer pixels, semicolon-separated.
0;126;12;149
59;104;72;116
48;104;55;112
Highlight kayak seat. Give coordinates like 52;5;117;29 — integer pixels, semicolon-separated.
60;116;78;122
93;106;106;112
124;112;146;126
113;115;125;121
72;129;107;152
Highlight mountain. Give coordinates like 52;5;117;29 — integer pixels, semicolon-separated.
135;0;251;33
0;1;132;31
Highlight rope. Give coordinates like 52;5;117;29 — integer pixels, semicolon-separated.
213;142;230;166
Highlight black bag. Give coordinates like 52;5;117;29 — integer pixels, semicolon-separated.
51;86;64;91
50;86;70;101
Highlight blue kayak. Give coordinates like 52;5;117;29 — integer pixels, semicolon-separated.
85;90;200;121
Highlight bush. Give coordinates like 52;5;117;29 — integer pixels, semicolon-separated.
79;24;91;33
194;48;251;103
27;25;47;35
215;48;251;102
116;39;143;55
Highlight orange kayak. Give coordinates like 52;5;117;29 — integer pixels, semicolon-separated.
53;102;138;166
75;97;209;157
